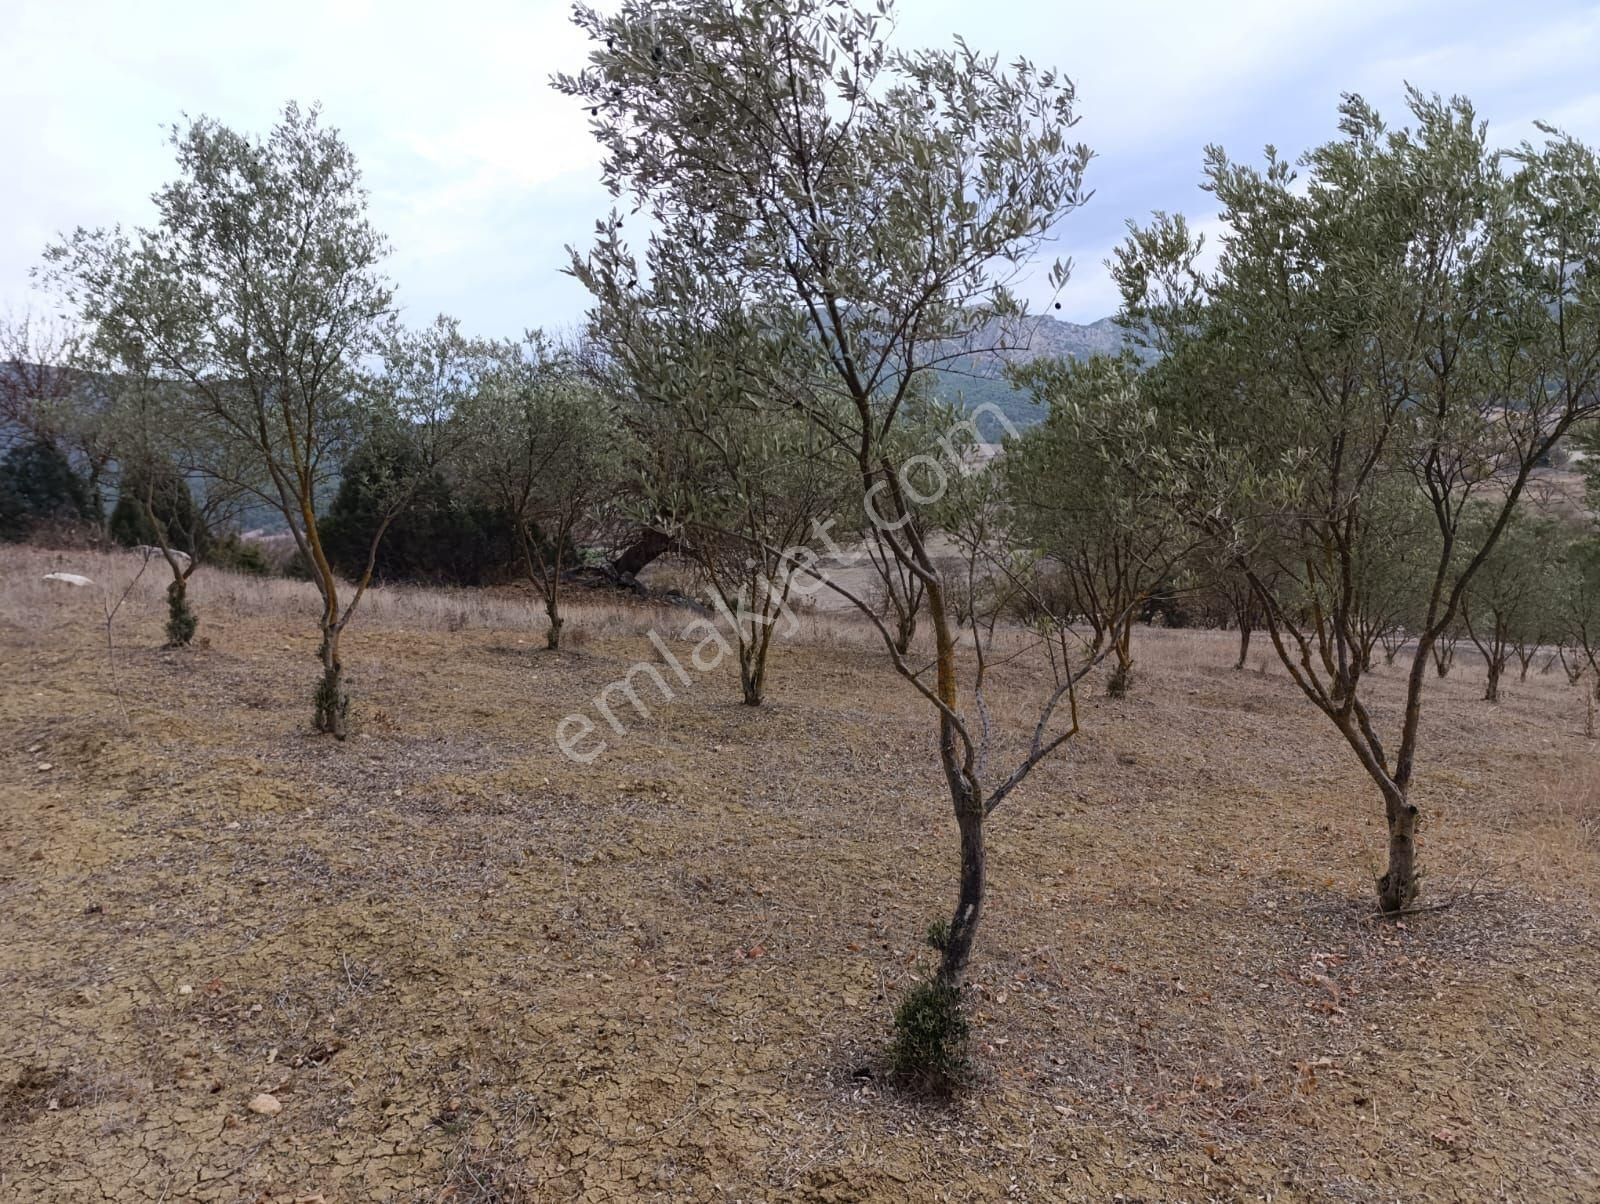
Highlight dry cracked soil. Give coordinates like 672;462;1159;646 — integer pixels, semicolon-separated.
2;548;1598;1202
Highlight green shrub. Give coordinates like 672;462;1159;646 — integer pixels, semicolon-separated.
320;440;523;586
208;533;272;577
281;546;316;582
109;462;206;557
0;438;97;542
888;978;969;1096
314;667;349;736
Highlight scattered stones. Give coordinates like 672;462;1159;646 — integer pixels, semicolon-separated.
248;1093;283;1116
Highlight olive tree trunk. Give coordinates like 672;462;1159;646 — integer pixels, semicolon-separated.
1376;783;1420;912
314;626;349;739
545;596;564;651
738;642;766;706
1432;641;1455;678
1107;615;1135;697
937;782;985;985
894;608;918;656
164;575;198;647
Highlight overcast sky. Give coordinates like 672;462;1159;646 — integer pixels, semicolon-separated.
6;0;1600;337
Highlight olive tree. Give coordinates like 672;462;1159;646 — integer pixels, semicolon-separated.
1555;536;1600;733
1005;354;1188;696
42;104;409;737
1115;91;1600;912
1460;505;1555;702
582;282;858;701
559;0;1094;1050
90;357;253;646
456;337;628;651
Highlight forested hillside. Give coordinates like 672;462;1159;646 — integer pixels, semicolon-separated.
931;314;1131;434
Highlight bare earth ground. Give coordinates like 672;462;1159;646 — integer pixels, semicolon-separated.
2;546;1598;1203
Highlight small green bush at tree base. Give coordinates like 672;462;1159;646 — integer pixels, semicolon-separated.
165;581;197;646
314;670;349;736
888;978;970;1096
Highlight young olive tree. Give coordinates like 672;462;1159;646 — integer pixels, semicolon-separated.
560;0;1094;1033
1217;563;1267;670
684;405;857;705
1340;486;1427;674
583;280;856;702
456;338;627;651
1115;91;1600;912
1555;536;1600;732
91;358;253;646
1510;586;1559;683
1460;505;1555;702
1177;551;1272;670
1005;354;1188;696
42;104;420;737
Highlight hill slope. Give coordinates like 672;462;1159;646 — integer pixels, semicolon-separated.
929;314;1128;436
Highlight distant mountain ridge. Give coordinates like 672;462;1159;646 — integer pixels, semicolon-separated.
982;314;1128;364
931;314;1129;436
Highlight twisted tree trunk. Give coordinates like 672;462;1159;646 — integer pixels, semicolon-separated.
738;644;765;706
1107;615;1135;697
1376;783;1420;912
610;528;672;579
545;597;564;651
937;784;985;986
314;626;348;739
164;575;197;647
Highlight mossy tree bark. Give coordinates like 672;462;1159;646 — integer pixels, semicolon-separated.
314;627;348;739
164;576;198;647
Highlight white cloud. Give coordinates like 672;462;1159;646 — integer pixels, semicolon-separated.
0;0;606;333
900;0;1442;151
5;0;1600;334
1361;9;1600;102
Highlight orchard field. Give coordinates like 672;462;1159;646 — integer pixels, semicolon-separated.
3;547;1597;1202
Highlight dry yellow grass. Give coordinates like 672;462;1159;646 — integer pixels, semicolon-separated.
2;545;1598;1202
